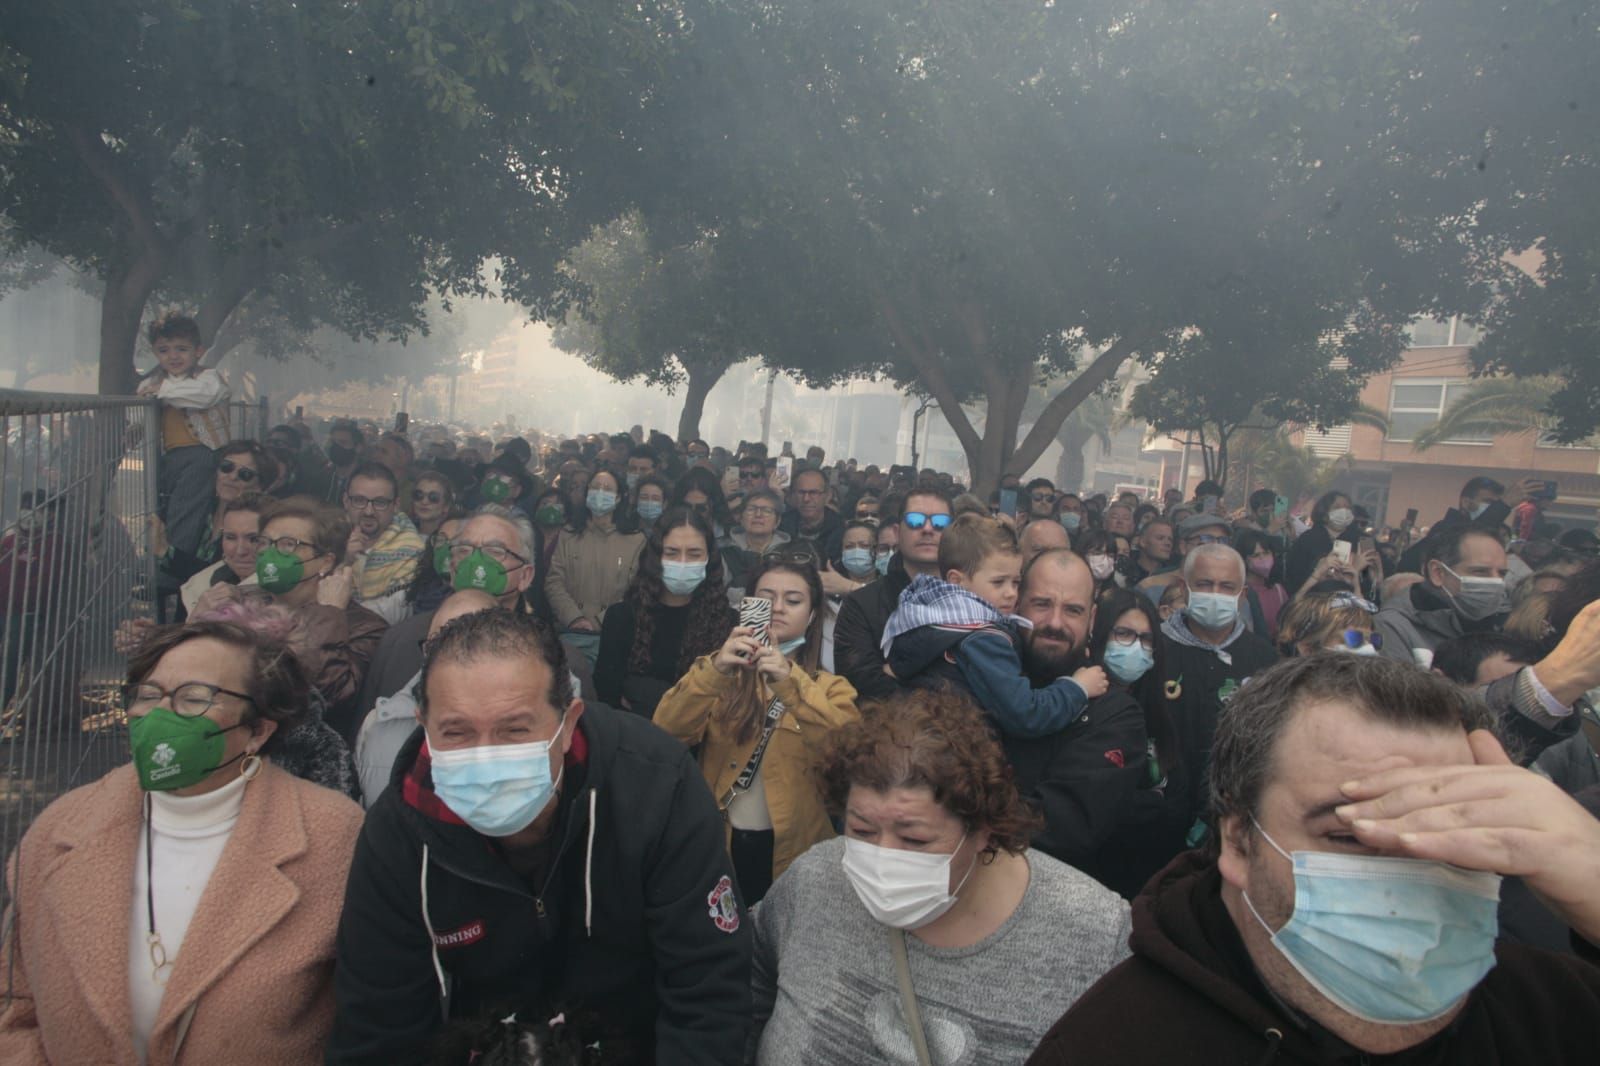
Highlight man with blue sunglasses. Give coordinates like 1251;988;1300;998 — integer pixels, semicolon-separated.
834;488;954;702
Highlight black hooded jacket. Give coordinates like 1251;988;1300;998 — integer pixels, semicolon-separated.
1029;851;1600;1066
327;703;751;1065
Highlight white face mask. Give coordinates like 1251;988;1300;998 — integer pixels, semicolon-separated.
1327;507;1354;530
1087;554;1115;580
841;834;977;929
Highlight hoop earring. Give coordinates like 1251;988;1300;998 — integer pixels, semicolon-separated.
240;753;263;780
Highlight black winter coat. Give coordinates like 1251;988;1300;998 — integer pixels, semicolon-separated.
832;556;911;704
327;703;752;1065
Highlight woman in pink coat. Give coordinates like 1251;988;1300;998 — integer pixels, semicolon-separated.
0;620;364;1065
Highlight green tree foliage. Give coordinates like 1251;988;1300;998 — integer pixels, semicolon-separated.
646;0;1466;492
552;213;753;442
1394;2;1600;441
0;0;676;392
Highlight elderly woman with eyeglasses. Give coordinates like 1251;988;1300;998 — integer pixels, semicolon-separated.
725;489;792;598
251;495;388;741
0;620;364;1064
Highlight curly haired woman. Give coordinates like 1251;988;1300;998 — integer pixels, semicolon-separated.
594;506;734;718
750;689;1132;1065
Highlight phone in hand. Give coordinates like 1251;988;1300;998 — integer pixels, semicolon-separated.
738;597;772;647
1403;507;1418;528
394;412;409;434
774;456;793;491
1273;495;1289;519
999;488;1019;517
1332;541;1352;566
1537;480;1558;501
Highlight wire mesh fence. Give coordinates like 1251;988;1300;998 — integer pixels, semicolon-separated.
0;391;162;911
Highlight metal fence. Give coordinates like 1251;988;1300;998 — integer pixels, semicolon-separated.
0;390;161;898
0;389;273;1000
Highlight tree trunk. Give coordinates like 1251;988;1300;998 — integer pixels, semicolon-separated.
677;361;723;442
98;251;164;395
1055;421;1092;493
1002;331;1153;481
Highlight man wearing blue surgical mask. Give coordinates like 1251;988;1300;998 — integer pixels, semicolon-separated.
1028;654;1600;1066
1376;524;1509;669
1156;542;1277;845
331;609;750;1065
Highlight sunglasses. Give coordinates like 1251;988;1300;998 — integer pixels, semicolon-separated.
412;489;445;504
1342;628;1383;651
218;459;258;483
901;512;952;531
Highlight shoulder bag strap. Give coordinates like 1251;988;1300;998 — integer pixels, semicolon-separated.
717;695;786;811
887;927;935;1066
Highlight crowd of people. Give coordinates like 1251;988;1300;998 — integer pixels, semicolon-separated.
3;312;1600;1064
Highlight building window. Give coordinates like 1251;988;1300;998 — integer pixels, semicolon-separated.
1386;379;1491;443
1406;316;1480;348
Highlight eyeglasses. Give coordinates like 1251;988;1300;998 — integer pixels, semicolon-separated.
412;489;445;504
1341;628;1383;651
450;541;528;566
122;681;254;717
902;512;953;531
1109;626;1156;651
218;459;258;483
763;549;819;566
347;494;395;511
1031;492;1056;503
739;471;764;481
262;535;320;555
744;505;778;518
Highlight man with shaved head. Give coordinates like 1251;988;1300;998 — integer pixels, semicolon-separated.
1003;548;1152;892
1019;513;1072;564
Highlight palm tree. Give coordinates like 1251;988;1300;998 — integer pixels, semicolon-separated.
1054;392;1117;492
1411;376;1560;450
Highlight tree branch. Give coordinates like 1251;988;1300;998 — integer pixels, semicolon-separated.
876;293;982;461
1008;330;1154;476
64;124;169;258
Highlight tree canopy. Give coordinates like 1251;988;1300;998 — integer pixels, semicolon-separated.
552;213;753;441
0;0;679;391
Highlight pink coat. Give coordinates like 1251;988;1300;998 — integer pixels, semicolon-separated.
0;761;363;1065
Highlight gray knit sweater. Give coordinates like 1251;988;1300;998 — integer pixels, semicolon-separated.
751;838;1132;1065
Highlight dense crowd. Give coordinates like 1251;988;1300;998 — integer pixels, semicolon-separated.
2;312;1600;1064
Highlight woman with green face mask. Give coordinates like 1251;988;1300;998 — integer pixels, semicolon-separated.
0;621;364;1064
253;499;389;741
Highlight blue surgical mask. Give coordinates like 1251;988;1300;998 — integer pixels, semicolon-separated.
1244;820;1500;1024
874;552;891;577
429;721;567;837
587;488;618;515
1059;512;1082;532
636;499;664;523
662;560;707;596
1186;590;1239;630
841;547;874;577
1103;641;1154;683
778;635;806;656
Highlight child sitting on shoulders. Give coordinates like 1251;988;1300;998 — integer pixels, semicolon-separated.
883;513;1106;737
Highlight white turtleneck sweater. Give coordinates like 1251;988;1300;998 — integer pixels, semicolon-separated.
128;773;248;1063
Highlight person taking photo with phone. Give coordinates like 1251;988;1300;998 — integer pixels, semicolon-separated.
654;558;859;905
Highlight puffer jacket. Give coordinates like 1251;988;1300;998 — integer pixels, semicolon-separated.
544;518;645;629
653;656;859;880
